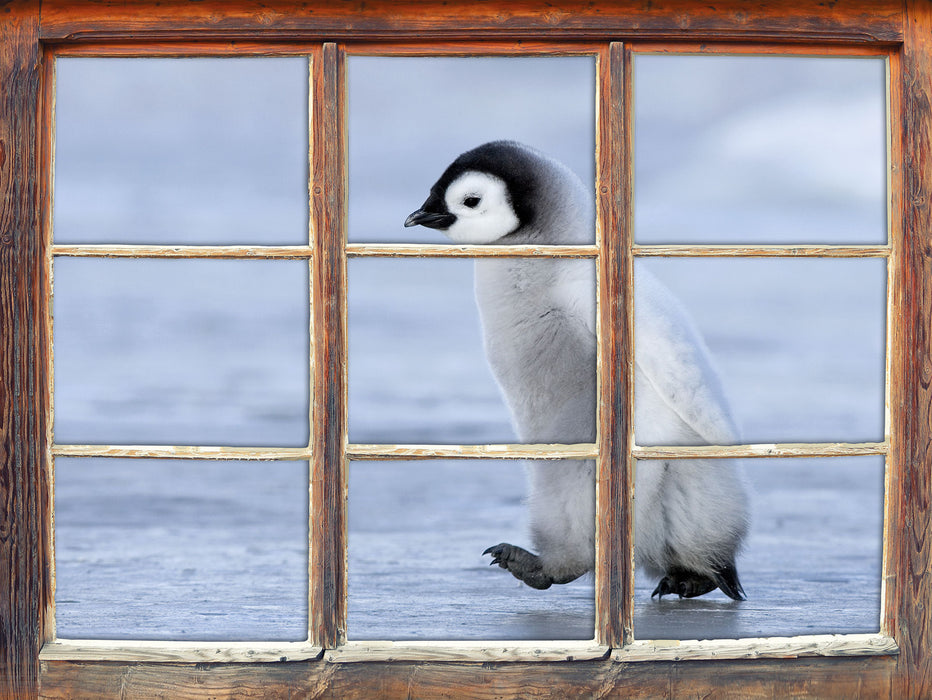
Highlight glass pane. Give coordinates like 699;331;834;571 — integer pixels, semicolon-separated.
348;257;596;444
348;56;595;243
54;57;308;245
54;458;308;641
634;456;883;639
634;55;886;245
348;460;594;640
634;258;885;445
54;258;309;446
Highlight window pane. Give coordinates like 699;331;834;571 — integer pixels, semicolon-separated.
347;56;595;243
348;257;596;444
348;460;594;640
634;258;885;444
54;458;308;641
53;258;309;446
54;57;308;245
634;456;883;639
634;55;886;245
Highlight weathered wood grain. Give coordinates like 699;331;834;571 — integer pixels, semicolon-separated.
347;443;597;460
632;41;894;57
346;243;598;258
0;1;921;698
325;641;608;663
49;242;893;260
889;2;932;698
37;0;904;44
51;445;310;460
632;244;891;258
38;656;897;699
633;442;888;460
39;641;322;664
309;42;347;649
593;41;633;648
0;3;49;698
614;633;898;663
51;244;316;259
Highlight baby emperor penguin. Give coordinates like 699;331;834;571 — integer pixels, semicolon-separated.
404;140;749;600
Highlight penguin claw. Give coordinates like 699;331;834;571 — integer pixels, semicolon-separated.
711;562;746;601
483;542;553;590
651;565;746;601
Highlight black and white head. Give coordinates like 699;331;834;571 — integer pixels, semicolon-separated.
404;140;541;244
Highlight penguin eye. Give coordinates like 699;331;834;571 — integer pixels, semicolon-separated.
463;196;481;209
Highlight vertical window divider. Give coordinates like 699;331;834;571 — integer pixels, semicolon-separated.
594;41;634;648
880;48;901;640
42;47;58;647
309;41;348;649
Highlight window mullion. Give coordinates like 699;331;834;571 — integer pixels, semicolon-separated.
309;41;348;649
595;41;634;648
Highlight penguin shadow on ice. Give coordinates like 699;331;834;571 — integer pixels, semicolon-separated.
405;140;749;602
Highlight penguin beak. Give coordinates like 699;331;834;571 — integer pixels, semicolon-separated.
404;208;456;230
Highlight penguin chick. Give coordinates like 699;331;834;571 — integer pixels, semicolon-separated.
404;140;749;600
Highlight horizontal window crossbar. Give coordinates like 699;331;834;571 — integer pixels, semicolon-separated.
325;641;609;663
51;445;310;460
41;633;896;664
51;442;886;461
51;244;315;259
632;244;890;258
346;244;598;258
613;633;898;662
40;640;323;664
50;243;891;259
347;443;598;460
632;441;888;459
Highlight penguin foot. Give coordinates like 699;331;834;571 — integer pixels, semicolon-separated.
483;542;553;590
651;570;717;600
651;564;746;601
710;562;746;601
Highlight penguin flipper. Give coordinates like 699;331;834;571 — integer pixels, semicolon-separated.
483;542;553;590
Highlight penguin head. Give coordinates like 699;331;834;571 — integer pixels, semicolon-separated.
404;141;539;244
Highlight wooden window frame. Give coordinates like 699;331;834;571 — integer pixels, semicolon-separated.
1;1;928;697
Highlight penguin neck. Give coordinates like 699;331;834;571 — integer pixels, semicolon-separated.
501;176;592;247
472;173;593;329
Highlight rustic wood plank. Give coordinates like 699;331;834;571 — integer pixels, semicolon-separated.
347;443;597;460
633;442;888;460
347;41;602;56
39;641;321;664
50;41;314;57
325;641;608;663
632;244;891;258
50;242;892;260
631;41;895;57
614;634;898;663
41;28;57;645
51;244;315;259
1;3;48;699
37;0;903;44
48;441;885;462
51;445;309;460
11;1;923;698
38;656;896;699
889;2;932;698
594;41;632;649
346;243;598;258
309;42;347;649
